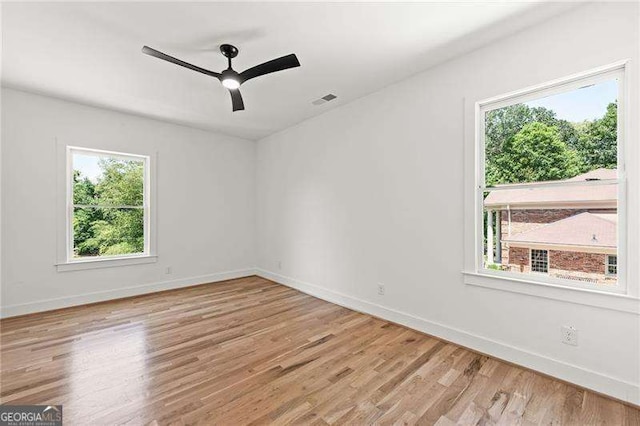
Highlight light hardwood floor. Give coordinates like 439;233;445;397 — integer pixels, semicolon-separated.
1;276;638;425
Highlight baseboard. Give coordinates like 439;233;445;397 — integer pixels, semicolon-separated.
0;268;257;318
256;268;639;406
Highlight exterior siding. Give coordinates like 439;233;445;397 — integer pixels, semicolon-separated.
499;208;615;274
550;250;606;274
507;248;606;275
504;246;614;284
507;247;529;272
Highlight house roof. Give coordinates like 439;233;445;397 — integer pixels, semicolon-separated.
503;212;617;249
567;168;617;181
484;168;617;209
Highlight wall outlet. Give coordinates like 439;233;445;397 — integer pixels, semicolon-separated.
561;325;578;346
277;261;282;270
378;283;385;295
165;266;172;275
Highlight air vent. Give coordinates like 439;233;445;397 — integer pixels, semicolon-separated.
312;94;338;106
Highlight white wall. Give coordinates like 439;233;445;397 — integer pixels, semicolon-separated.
1;88;256;316
256;3;640;404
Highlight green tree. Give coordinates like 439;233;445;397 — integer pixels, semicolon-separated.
490;122;582;185
485;104;580;185
73;170;97;205
73;171;103;256
574;102;617;169
95;158;144;206
485;104;578;158
87;208;144;256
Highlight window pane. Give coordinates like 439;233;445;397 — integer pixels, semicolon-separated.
73;152;144;206
485;79;618;186
483;182;618;286
531;250;548;273
607;255;617;275
73;207;144;258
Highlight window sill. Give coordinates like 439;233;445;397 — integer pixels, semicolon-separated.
56;255;157;272
463;271;639;314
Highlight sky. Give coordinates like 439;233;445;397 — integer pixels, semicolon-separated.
74;153;142;183
525;78;617;122
74;153;103;183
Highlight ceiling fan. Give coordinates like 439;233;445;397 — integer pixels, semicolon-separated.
142;44;300;112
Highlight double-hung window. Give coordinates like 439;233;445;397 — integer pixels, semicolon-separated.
530;250;549;274
476;63;626;293
606;255;618;276
63;147;152;267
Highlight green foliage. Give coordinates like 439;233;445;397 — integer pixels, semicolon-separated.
73;171;103;256
95;158;144;206
485;102;617;186
73;170;99;205
485;104;578;159
575;102;617;170
490;123;581;184
73;158;144;257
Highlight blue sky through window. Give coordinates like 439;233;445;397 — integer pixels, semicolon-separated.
525;79;617;122
74;152;143;183
74;153;103;183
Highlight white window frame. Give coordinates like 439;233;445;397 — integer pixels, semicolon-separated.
474;63;627;295
56;145;157;271
530;249;549;274
606;254;618;276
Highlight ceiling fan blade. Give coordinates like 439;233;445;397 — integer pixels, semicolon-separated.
142;46;220;78
229;89;245;111
239;54;300;84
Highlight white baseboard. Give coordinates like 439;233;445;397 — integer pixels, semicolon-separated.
1;268;257;318
256;268;639;406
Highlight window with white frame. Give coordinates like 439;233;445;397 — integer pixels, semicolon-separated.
67;147;150;261
606;255;617;276
530;249;549;274
477;64;625;292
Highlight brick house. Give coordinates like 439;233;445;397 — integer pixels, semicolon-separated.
484;168;617;284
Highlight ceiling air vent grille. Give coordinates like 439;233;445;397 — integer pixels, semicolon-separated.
312;94;337;105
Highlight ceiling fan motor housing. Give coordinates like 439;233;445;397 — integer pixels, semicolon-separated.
221;69;240;80
220;68;241;89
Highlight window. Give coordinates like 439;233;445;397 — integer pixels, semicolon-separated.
606;255;617;276
67;147;150;262
530;249;549;274
476;64;625;293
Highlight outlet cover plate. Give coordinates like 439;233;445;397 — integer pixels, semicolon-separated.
561;325;578;346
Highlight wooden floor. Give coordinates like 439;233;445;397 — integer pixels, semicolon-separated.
1;276;638;425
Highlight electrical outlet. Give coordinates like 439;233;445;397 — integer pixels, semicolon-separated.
165;266;172;275
277;261;282;270
561;325;578;346
378;283;385;295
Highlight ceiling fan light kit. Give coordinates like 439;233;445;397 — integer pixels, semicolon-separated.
142;43;300;112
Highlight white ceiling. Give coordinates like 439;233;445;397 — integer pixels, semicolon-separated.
1;2;576;140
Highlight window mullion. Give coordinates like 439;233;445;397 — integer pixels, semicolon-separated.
73;204;144;209
481;178;620;192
